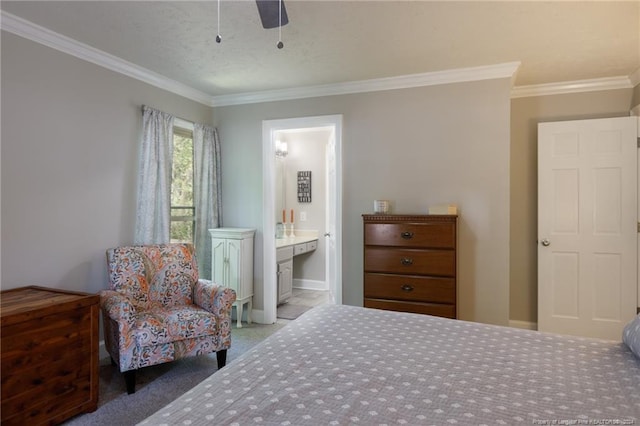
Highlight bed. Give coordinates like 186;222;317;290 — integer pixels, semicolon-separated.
139;304;640;425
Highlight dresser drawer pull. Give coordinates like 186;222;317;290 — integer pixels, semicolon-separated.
401;284;414;292
400;258;413;266
401;232;414;239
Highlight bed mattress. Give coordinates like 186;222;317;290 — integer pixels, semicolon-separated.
140;304;640;425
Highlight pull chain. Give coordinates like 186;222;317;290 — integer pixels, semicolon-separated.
215;0;222;43
277;0;284;49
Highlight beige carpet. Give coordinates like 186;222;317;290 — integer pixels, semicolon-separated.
62;321;287;426
62;290;327;425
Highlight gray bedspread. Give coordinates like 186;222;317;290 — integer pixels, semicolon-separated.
140;304;640;425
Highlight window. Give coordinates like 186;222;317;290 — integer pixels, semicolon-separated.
170;125;195;243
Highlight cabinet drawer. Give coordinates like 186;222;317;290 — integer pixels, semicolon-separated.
294;243;307;256
364;222;455;248
277;246;294;262
364;273;455;304
364;247;455;277
364;298;456;319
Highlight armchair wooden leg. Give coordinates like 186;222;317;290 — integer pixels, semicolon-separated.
124;370;136;394
216;349;227;369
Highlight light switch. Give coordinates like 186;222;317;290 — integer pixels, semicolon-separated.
300;211;307;221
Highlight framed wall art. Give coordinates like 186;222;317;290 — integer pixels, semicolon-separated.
297;171;311;203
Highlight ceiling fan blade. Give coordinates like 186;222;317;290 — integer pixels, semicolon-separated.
256;0;289;29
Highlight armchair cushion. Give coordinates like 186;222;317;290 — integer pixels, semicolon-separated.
134;305;219;346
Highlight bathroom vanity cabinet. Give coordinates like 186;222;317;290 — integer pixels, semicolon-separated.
276;235;318;304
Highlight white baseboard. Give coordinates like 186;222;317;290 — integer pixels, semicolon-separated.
293;278;327;291
250;309;272;324
509;320;538;330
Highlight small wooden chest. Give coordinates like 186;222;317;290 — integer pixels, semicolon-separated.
1;286;100;425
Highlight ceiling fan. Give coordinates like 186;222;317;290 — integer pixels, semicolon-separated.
215;0;290;49
255;0;289;29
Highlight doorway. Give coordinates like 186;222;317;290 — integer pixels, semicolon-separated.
262;115;343;324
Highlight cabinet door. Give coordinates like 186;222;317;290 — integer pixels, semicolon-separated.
227;239;243;295
211;238;227;286
278;259;293;303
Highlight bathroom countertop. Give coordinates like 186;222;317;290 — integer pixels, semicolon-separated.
276;230;319;249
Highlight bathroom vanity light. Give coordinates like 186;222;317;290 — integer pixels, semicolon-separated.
275;140;288;158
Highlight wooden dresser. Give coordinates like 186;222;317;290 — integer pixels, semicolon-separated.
1;286;100;425
363;214;457;319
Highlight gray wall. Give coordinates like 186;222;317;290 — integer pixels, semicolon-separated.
214;79;513;326
509;88;635;323
1;32;213;293
3;29;636;327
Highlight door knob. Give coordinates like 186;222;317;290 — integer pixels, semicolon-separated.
324;232;331;237
541;239;550;247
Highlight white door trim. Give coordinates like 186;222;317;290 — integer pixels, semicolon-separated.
262;115;343;324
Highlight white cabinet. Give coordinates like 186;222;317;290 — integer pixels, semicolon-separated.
209;228;255;328
277;246;294;304
275;239;318;305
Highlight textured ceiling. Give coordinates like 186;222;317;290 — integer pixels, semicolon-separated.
2;1;639;97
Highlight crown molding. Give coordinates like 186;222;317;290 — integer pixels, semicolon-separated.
3;11;634;107
510;76;633;99
1;11;214;106
1;11;519;107
211;62;521;107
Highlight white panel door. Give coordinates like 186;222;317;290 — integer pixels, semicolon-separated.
538;116;637;340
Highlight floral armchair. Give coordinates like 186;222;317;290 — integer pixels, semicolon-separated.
100;243;236;394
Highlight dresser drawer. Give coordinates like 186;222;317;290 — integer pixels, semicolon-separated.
364;273;455;304
364;222;455;248
364;298;456;319
364;247;455;277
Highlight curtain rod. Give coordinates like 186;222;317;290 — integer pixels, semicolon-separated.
141;104;196;127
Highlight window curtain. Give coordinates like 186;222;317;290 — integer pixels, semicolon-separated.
193;124;223;279
134;106;174;244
